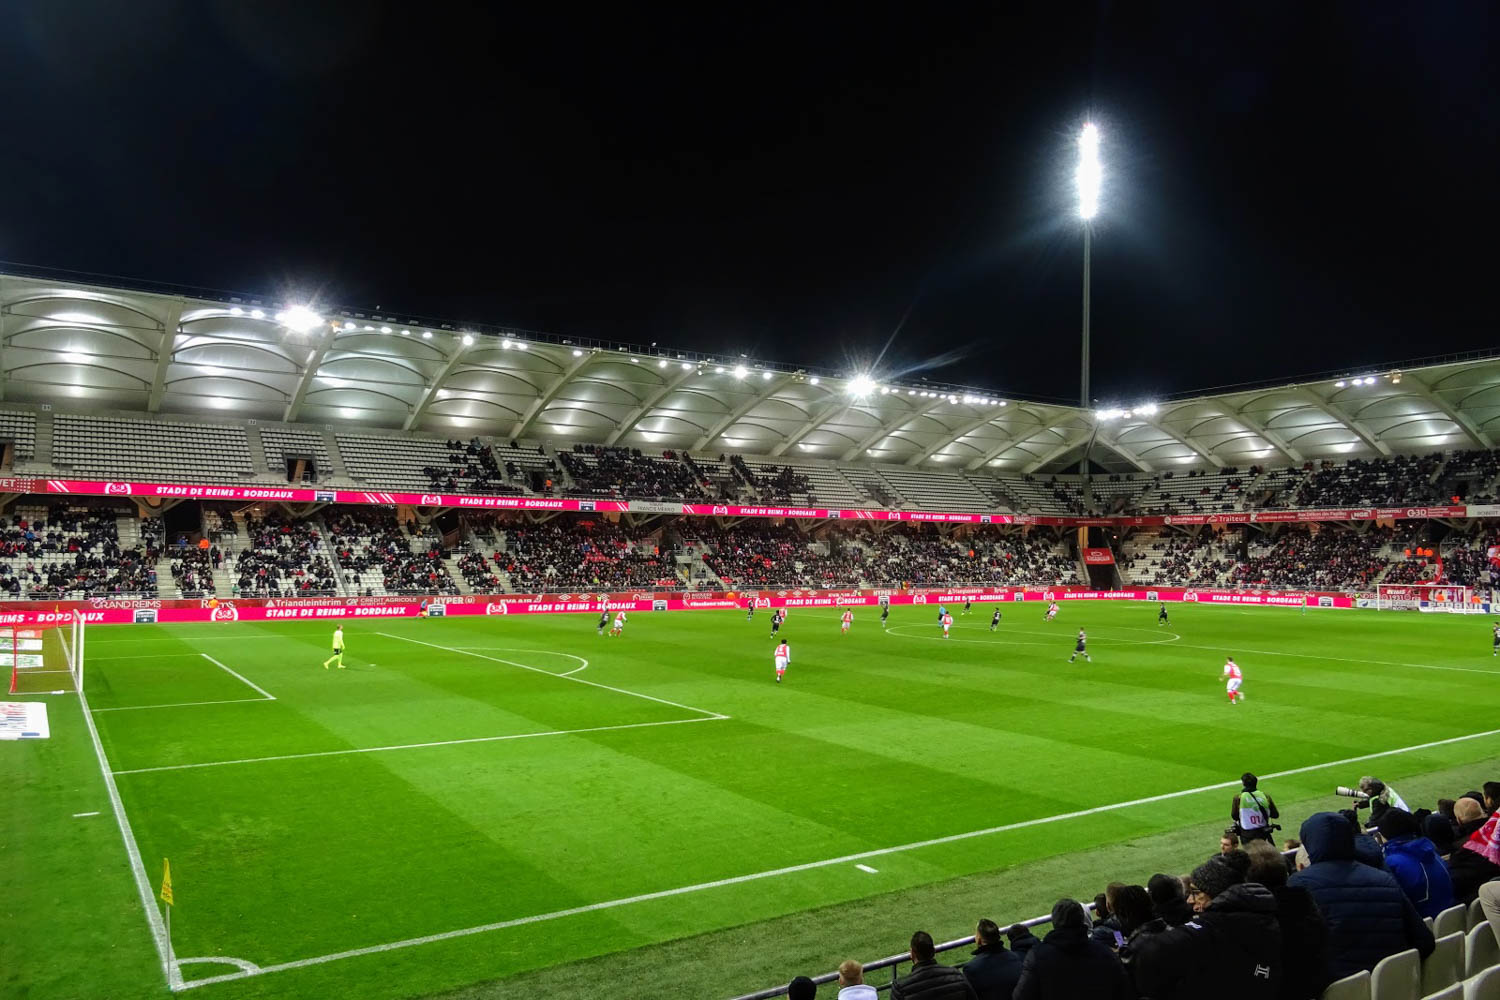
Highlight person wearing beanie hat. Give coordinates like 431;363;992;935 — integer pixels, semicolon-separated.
1373;808;1454;919
788;975;817;1000
1130;850;1282;1000
1424;812;1457;856
1012;898;1129;1000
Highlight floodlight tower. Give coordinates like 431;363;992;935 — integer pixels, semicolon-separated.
1076;122;1101;411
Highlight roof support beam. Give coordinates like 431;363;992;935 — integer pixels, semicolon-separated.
906;408;1012;467
508;350;598;441
843;398;947;462
1296;389;1390;456
404;339;475;431
146;297;186;413
1134;408;1224;468
283;323;342;423
768;396;854;456
0;275;13;402
1089;425;1154;472
1403;375;1492;449
605;367;698;446
1021;429;1095;474
1229;405;1303;464
692;373;795;451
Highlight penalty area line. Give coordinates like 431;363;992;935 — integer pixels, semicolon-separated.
170;725;1500;991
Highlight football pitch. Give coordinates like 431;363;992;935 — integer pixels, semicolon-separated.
9;602;1500;999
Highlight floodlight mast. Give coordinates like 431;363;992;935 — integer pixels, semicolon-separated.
1077;122;1100;412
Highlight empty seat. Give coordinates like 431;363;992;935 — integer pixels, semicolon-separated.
1321;970;1371;1000
1464;965;1500;1000
1471;899;1488;932
1426;933;1466;997
1467;923;1500;978
1371;948;1420;1000
1438;906;1471;941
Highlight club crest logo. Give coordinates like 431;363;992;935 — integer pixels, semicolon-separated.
712;505;730;515
419;494;444;505
104;482;133;495
210;603;239;622
485;602;508;615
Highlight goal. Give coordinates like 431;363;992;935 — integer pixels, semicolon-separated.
4;613;86;695
1375;583;1475;612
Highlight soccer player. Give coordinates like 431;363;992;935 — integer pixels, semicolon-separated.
1158;603;1170;626
770;609;784;638
937;604;947;624
990;607;1002;631
1068;628;1090;663
880;603;890;628
610;610;627;637
774;639;790;683
941;612;954;638
322;625;345;669
1222;657;1244;705
597;610;610;635
963;599;972;616
840;609;853;634
1044;601;1059;622
1492;621;1499;656
745;597;755;621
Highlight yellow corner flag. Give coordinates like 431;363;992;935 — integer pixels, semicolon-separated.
160;858;174;907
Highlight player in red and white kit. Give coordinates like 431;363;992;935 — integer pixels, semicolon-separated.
840;609;853;634
610;610;627;637
1044;601;1059;622
1221;657;1244;705
941;612;954;638
774;640;790;683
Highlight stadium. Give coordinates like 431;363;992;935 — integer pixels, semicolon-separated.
5;265;1500;1000
6;8;1500;1000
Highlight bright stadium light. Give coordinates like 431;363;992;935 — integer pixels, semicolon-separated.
733;365;748;379
380;326;392;334
682;361;693;371
761;370;773;380
421;331;432;339
1334;379;1346;387
847;375;876;397
809;376;820;385
1077;123;1101;221
277;305;322;333
250;309;265;319
572;348;583;357
462;334;474;346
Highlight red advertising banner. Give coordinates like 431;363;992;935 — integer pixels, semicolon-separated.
8;477;1479;527
1083;548;1116;565
0;585;1364;627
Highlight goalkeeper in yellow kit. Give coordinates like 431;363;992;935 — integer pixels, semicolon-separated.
322;625;346;669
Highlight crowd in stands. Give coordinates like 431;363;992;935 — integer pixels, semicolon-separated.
234;513;337;597
556;445;709;500
496;519;677;592
679;521;832;589
731;455;812;502
778;773;1500;1000
327;508;458;595
167;543;219;597
1122;531;1238;587
0;505;155;598
858;525;1079;588
1293;453;1443;509
423;438;525;495
1229;526;1411;592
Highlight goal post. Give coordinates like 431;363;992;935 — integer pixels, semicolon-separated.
4;613;85;695
1375;583;1476;612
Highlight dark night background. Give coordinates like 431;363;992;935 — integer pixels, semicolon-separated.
0;2;1494;405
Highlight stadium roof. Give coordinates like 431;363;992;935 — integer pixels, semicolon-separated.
2;268;1498;475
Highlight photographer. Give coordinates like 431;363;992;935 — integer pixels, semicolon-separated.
1230;772;1280;845
1333;777;1409;824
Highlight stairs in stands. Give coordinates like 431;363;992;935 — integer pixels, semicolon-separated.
30;408;54;469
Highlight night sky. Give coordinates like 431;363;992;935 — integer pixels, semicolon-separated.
1;3;1494;406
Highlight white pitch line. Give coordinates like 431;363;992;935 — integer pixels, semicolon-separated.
1170;641;1500;678
71;656;181;989
201;654;277;700
450;647;589;677
170;725;1500;991
855;864;879;874
112;715;728;775
73;810;100;818
93;697;275;714
378;633;722;719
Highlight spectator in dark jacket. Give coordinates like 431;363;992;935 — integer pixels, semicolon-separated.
892;930;978;1000
1013;899;1130;1000
963;919;1022;1000
1130;851;1281;1000
1148;872;1197;926
1005;924;1040;959
1287;812;1434;979
1448;805;1500;903
1374;808;1455;919
1247;841;1330;1000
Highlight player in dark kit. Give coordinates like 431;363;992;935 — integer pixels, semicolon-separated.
597;610;610;635
990;608;1002;631
746;598;755;621
1068;628;1091;663
1159;604;1170;626
963;599;972;615
1492;621;1499;656
880;604;890;629
770;609;784;638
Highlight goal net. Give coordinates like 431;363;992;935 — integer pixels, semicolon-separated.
4;613;85;695
1375;583;1475;612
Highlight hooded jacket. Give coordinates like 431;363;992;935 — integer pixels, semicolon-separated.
1382;835;1455;918
1129;883;1281;1000
1266;883;1329;1000
1013;902;1130;1000
1287;813;1434;979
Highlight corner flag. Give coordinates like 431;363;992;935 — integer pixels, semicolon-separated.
160;858;173;907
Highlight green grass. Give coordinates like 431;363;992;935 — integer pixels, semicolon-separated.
6;602;1500;999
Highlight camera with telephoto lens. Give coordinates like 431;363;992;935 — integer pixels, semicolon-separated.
1335;785;1372;807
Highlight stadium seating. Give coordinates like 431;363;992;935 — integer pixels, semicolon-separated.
325;507;457;596
0;409;37;462
423;438;525;495
232;512;337;597
53;414;254;483
558;445;707;500
259;426;333;481
495;518;678;592
0;503;154;598
336;433;463;492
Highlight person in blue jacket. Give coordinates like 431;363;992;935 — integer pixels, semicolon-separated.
1288;812;1434;980
1374;808;1455;920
